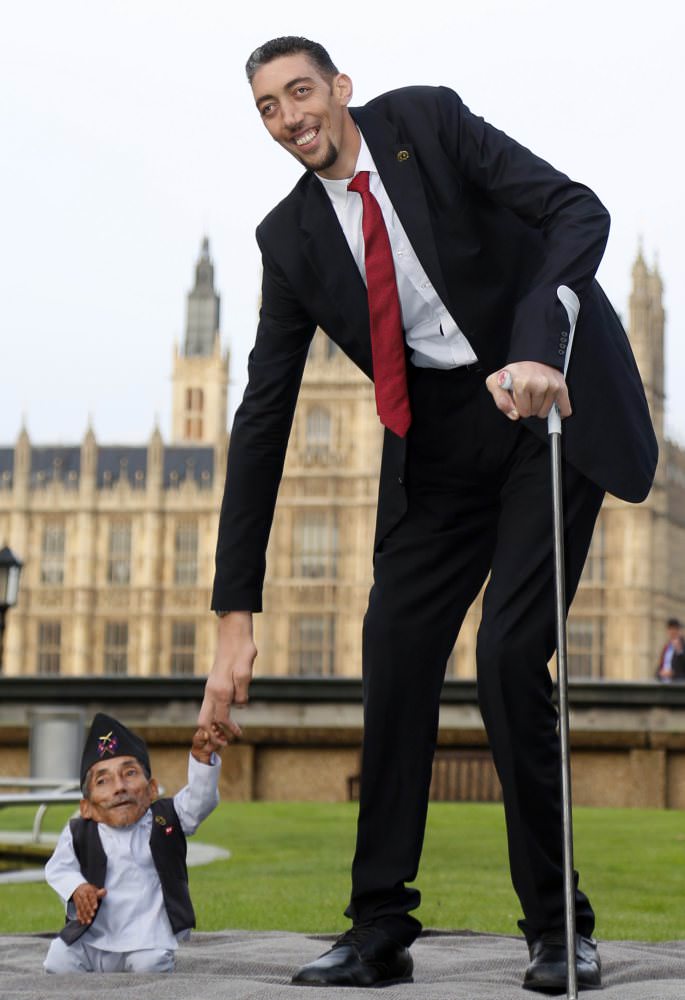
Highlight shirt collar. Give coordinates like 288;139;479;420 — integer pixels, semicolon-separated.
316;130;377;212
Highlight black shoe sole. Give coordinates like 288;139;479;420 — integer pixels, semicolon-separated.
523;977;602;994
292;976;414;988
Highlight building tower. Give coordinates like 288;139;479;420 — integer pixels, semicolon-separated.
629;246;665;444
571;247;669;680
0;239;230;678
171;238;229;444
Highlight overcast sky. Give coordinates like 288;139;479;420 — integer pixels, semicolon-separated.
2;0;683;447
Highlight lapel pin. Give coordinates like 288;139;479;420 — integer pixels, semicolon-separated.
396;150;410;162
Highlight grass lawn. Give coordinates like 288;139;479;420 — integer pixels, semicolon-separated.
1;801;684;940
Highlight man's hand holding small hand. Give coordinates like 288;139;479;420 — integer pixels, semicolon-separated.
198;611;257;747
72;882;106;925
486;361;572;421
191;725;224;763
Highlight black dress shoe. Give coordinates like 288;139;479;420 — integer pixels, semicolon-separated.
292;925;413;987
523;931;602;993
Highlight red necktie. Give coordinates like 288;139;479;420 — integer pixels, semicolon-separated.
348;171;411;438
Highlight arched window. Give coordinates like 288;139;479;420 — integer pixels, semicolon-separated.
185;387;204;412
175;520;199;585
107;522;132;585
306;407;331;449
184;388;204;440
292;510;338;578
289;615;335;676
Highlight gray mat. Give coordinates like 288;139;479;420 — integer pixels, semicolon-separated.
2;930;685;999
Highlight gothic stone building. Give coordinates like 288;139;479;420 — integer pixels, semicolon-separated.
0;240;228;678
0;244;680;680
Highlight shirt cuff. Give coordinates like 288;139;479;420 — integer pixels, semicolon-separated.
188;749;221;773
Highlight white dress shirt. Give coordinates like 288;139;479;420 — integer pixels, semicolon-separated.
45;752;220;953
317;131;478;369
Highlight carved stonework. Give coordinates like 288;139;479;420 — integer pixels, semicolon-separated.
0;252;677;683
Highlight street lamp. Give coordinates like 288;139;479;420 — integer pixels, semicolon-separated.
0;546;23;672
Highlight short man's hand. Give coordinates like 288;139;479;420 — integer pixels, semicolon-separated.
486;361;572;421
72;882;106;925
191;725;224;763
198;612;257;745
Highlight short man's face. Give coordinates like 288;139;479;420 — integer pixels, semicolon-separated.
251;54;356;178
80;756;158;828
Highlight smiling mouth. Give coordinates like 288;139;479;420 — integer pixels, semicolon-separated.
294;127;319;147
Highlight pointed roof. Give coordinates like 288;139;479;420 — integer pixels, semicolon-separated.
184;237;221;357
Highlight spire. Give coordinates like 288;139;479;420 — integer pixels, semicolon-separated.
632;239;648;280
651;251;663;292
81;421;97;484
147;422;164;491
184;237;220;357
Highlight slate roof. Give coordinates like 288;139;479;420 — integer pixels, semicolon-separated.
0;444;215;490
0;449;13;488
163;446;214;488
30;447;81;487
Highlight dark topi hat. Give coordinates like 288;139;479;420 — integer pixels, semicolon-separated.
80;712;151;790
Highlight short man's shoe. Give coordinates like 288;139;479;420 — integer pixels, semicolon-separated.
523;931;602;993
292;924;413;987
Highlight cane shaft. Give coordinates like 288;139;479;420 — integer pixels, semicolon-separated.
549;425;578;1000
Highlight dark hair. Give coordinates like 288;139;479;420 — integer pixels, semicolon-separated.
245;36;338;84
667;617;681;629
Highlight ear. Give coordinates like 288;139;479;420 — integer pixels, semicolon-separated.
334;73;353;106
148;778;159;801
80;798;92;819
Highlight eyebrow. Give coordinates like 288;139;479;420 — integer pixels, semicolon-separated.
255;76;316;108
92;757;139;779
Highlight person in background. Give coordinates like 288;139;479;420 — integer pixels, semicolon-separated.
656;618;685;682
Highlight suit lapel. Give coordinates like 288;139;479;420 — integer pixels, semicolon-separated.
300;174;370;346
351;105;452;311
298;102;451;356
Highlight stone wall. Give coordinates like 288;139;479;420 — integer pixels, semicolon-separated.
2;677;685;809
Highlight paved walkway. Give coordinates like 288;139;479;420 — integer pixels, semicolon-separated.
2;930;685;999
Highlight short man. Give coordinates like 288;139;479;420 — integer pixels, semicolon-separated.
44;713;221;974
200;36;657;991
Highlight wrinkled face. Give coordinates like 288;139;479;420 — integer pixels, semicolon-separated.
81;756;158;828
251;53;359;178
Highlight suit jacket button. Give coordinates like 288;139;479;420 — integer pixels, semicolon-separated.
398;476;404;485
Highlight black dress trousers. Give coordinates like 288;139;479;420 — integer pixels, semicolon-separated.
345;365;604;946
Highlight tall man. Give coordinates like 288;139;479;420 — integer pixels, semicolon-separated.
199;36;657;991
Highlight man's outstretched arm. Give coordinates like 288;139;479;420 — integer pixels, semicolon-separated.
198;612;257;743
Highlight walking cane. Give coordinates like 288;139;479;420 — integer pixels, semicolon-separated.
501;286;580;1000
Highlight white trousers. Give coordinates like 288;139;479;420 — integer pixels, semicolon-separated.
44;936;175;974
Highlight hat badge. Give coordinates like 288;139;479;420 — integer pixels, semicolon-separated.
97;731;119;758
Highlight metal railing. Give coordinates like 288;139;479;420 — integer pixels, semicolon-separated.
0;778;81;841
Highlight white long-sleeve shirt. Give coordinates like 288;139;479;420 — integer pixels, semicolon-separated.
45;752;220;952
317;131;479;370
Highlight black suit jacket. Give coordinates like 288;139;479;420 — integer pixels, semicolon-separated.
212;86;658;612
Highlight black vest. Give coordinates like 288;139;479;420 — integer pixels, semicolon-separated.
60;797;195;945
